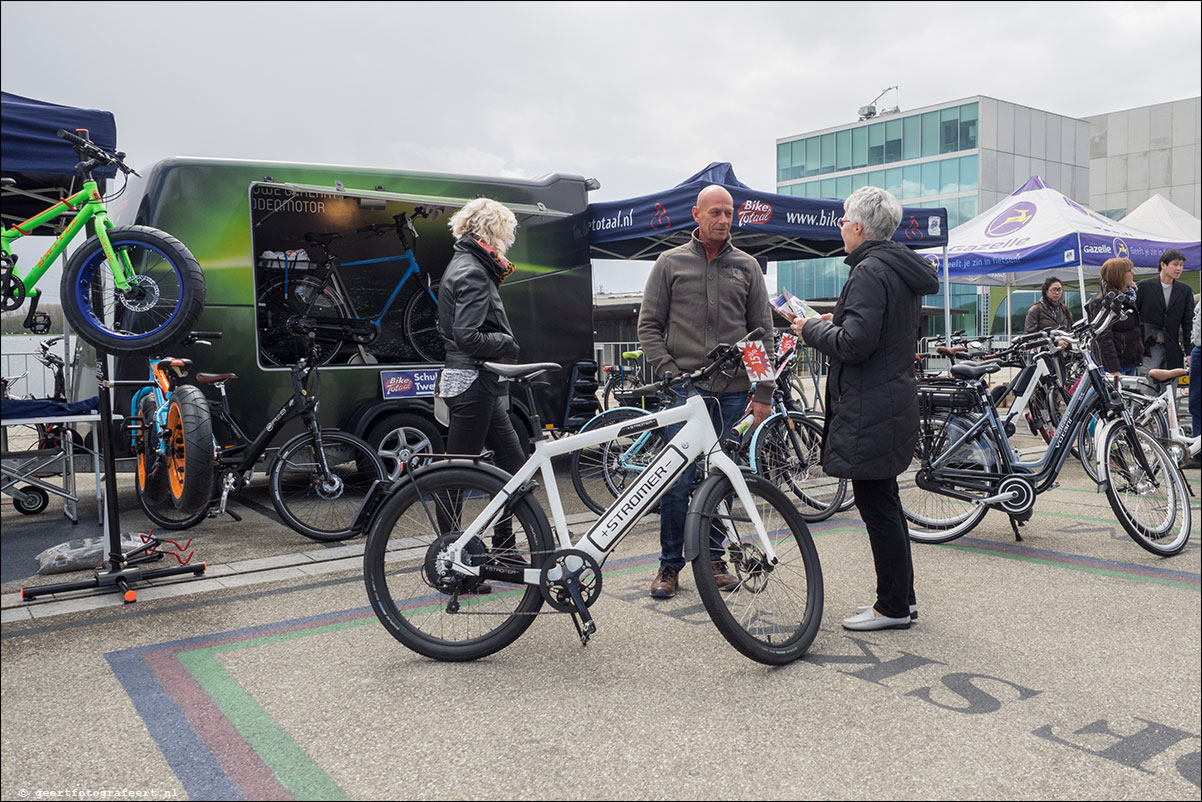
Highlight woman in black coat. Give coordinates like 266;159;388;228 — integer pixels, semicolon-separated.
793;186;939;632
1086;258;1143;375
1024;276;1074;334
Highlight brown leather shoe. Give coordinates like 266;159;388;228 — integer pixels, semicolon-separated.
650;565;679;598
711;560;741;592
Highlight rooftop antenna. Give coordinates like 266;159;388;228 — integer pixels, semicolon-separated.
858;86;899;120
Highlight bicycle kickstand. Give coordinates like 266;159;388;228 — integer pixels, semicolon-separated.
1009;515;1025;542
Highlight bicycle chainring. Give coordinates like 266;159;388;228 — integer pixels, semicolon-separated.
0;257;25;312
996;474;1036;518
538;548;603;613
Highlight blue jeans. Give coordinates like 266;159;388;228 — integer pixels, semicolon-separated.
1190;345;1200;445
657;389;748;571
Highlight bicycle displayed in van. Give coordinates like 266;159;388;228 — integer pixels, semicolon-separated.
257;208;443;367
1;130;205;355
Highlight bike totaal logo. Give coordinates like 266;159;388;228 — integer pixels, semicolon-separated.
737;199;773;226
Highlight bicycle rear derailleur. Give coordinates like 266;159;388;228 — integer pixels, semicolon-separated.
539;549;603;645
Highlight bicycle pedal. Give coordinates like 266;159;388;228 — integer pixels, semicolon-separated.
26;311;52;335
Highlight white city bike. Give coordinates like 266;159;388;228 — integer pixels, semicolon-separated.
361;330;824;665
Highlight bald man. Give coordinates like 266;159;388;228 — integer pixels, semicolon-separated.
637;185;774;598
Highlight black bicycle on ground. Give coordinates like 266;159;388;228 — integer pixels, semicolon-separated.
133;331;386;540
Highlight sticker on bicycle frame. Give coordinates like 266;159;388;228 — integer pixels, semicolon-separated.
381;369;439;398
585;444;689;553
776;333;797;359
618;418;657;437
738;340;773;383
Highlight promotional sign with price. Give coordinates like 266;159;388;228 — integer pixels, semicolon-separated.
737;339;774;383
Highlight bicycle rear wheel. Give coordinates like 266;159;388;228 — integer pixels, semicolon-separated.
749;411;845;522
362;465;552;661
900;412;995;543
689;473;823;665
256;274;345;367
269;429;386;541
61;226;205;356
1099;424;1191;556
403;286;444;363
570;407;661;514
601;373;640;410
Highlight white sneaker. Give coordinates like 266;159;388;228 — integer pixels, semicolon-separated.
857;603;917;621
843;607;911;631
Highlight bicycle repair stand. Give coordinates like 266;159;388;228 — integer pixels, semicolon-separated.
21;347;206;604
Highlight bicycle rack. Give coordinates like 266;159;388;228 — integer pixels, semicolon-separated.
21;344;207;604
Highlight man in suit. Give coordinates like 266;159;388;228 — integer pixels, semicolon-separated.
1137;249;1195;370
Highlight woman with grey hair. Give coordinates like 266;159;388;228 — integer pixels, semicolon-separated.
436;198;525;507
791;186;939;630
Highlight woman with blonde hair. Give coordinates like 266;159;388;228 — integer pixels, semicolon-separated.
436;198;525;483
1086;257;1143;376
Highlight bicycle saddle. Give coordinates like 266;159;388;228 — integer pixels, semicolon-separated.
622;349;644;359
949;362;1001;380
482;361;561;381
304;232;342;247
195;372;239;384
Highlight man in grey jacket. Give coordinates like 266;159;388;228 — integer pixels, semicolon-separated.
637;184;775;598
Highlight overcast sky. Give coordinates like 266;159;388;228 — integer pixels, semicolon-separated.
3;0;1200;294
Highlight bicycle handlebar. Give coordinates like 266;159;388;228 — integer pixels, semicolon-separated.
627;327;767;397
56;129;137;176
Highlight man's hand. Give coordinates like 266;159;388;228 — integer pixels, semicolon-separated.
751;400;771;427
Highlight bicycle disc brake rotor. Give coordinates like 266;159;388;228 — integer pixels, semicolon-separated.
119;274;161;313
727;540;774;593
422;533;488;595
539;548;603;613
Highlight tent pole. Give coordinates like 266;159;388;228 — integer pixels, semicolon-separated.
943;245;951;345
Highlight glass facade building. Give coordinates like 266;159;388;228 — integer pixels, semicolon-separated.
776;96;1091;336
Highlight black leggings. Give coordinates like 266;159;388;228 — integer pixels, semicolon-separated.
851;476;916;619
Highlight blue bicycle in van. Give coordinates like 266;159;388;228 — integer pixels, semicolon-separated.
258;207;444;367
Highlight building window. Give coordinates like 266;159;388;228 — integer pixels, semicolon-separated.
940;158;960;194
778;142;791;183
885;118;903;163
903;114;921;161
836;175;852;198
940;107;960;153
791;139;806;180
836;129;851;171
805;137;821;177
851;126;868;169
820;178;836;198
852;172;868;191
885;167;903;198
921;111;940;158
959;154;979;192
820;132;836;174
867;122;885;166
921;161;940;196
902;164;921;198
959;102;978;150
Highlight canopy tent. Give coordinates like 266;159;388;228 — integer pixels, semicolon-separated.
587;162;948;263
1;91;117;233
1120;194;1201;242
918;176;1201;336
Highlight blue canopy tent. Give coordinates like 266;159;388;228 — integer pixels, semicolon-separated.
1;91;117;233
587;162;952;328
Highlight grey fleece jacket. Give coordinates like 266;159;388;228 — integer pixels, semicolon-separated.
637;231;774;403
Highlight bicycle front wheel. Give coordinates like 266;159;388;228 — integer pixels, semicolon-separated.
900;412;995;543
362;465;552;661
689;473;823;665
269;429;386;541
61;226;205;356
570;407;660;514
1100;424;1191;556
402;286;444;363
749;411;846;522
164;385;215;515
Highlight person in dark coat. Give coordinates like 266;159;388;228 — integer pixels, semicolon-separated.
792;186;939;632
1086;257;1143;375
1136;249;1195;370
1024;276;1073;334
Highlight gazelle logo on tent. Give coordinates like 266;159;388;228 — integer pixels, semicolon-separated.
986;201;1037;238
1064;249;1076;262
923;255;941;271
650;203;670;231
1113;238;1130;259
737;199;773;226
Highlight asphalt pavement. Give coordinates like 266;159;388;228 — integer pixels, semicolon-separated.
1;439;1199;800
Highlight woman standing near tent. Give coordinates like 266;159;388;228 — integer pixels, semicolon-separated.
1086;258;1143;376
1024;277;1074;333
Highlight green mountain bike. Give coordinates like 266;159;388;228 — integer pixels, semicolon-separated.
1;129;205;355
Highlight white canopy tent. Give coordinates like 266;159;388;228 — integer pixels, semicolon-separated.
922;176;1201;338
1119;194;1201;241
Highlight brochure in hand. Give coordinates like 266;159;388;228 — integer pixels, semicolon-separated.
770;286;821;322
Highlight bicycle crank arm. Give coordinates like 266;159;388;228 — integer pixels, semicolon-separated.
979;490;1019;505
